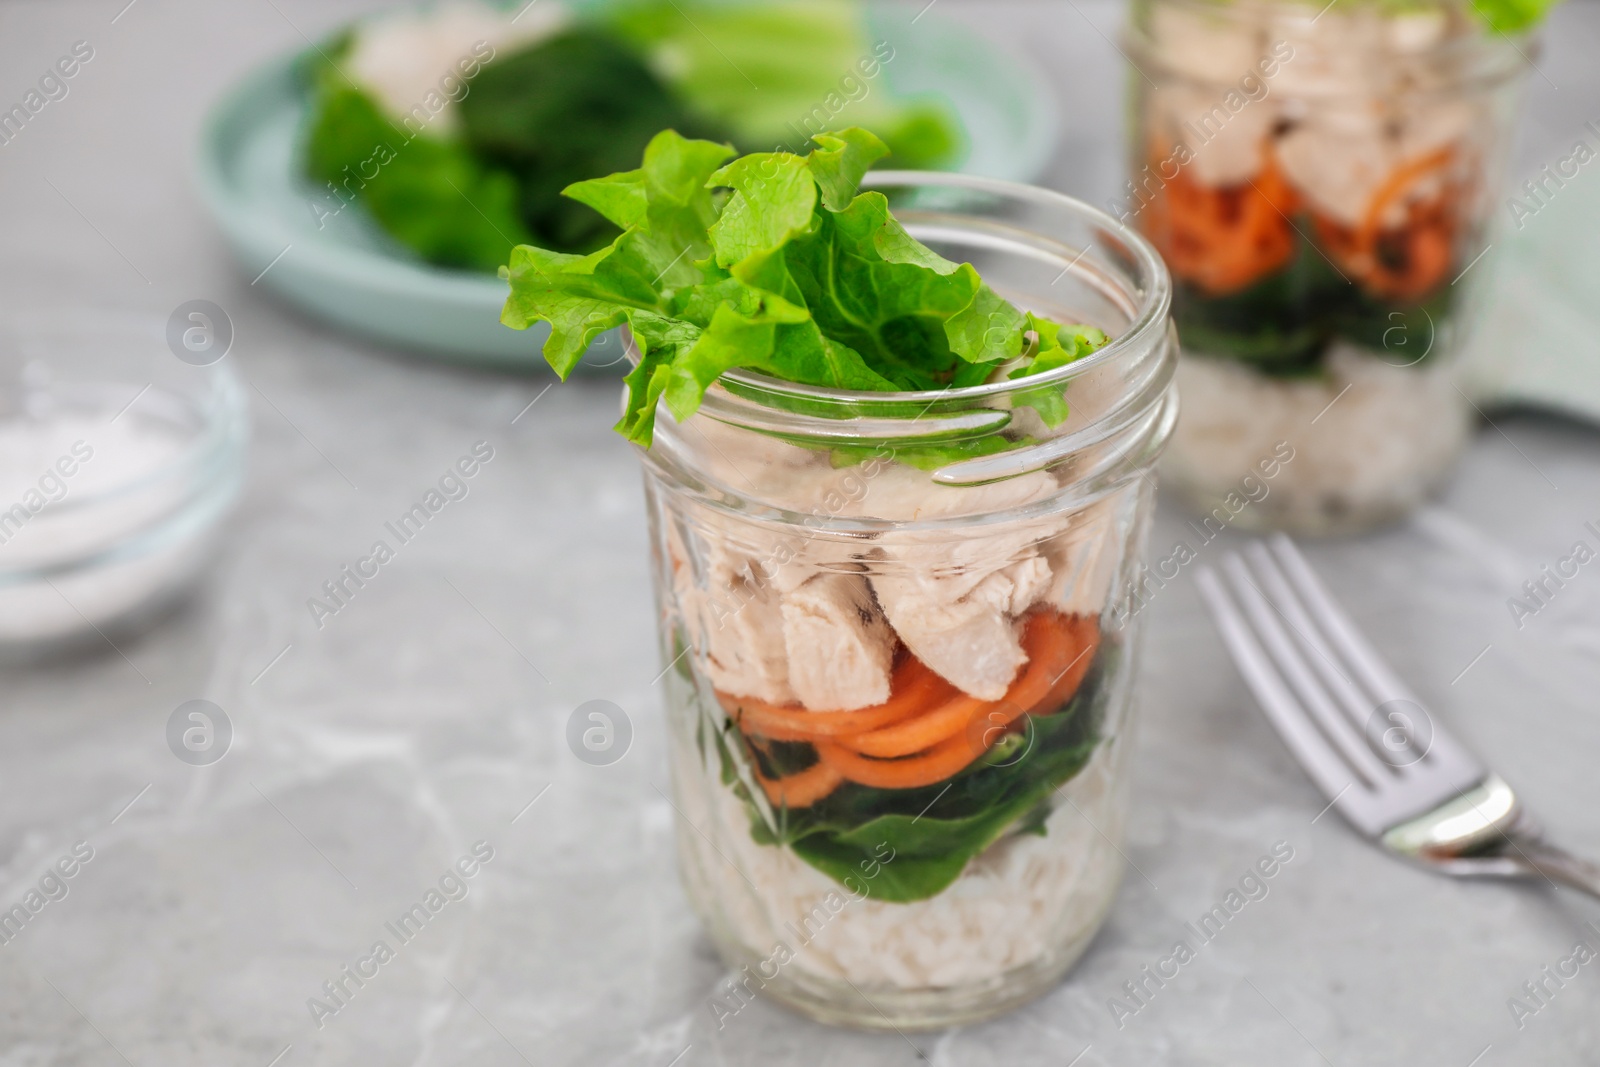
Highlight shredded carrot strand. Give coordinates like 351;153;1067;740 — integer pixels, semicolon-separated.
1138;143;1300;296
754;760;844;809
845;693;986;758
717;611;1103;800
815;734;981;791
721;658;947;739
819;612;1089;788
1143;138;1466;302
1357;146;1453;252
1032;615;1102;716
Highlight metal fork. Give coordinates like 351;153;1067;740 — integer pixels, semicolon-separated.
1197;535;1600;901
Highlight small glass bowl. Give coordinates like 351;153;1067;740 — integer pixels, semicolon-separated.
0;313;248;655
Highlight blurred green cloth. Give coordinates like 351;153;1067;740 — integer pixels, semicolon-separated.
1464;163;1600;423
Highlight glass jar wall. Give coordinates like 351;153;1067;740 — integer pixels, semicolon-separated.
1124;0;1532;534
635;173;1178;1029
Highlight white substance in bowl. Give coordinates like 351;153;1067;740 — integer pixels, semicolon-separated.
0;414;186;566
0;394;243;648
1165;344;1471;532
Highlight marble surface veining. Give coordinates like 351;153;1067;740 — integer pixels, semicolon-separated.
1;1;1598;1064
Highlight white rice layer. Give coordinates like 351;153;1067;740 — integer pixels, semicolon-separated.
1165;345;1470;533
672;727;1128;992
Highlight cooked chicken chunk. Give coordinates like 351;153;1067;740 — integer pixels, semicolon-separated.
781;572;896;711
690;563;795;705
345;1;566;132
1042;497;1123;617
1151;84;1279;188
1148;1;1268;86
842;463;1062;525
668;521;796;705
873;556;1053;701
1275;99;1473;228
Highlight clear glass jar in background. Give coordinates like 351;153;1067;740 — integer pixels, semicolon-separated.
635;173;1177;1030
1123;0;1532;535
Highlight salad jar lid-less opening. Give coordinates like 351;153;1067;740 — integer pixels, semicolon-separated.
637;173;1177;1029
1123;0;1534;535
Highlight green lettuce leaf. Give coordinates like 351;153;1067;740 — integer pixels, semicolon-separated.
601;0;962;169
1466;0;1561;33
501;128;1108;445
500;236;666;376
829;432;1028;471
617;311;702;445
1008;317;1112;427
565;131;735;292
708;153;821;269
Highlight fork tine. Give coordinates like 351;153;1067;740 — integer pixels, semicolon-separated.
1242;541;1425;770
1216;554;1395;789
1265;535;1415;706
1195;566;1366;805
1265;535;1485;782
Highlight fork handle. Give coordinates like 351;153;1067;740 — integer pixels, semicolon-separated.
1509;835;1600;902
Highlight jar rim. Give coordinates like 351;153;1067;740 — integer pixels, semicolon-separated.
699;170;1173;414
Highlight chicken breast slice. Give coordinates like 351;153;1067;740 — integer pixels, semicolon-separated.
668;520;796;705
874;556;1054;702
346;2;566;132
842;463;1062;525
1276;98;1475;229
1041;497;1124;618
835;464;1066;700
1148;83;1279;188
781;573;896;711
1148;1;1268;85
693;562;796;705
684;415;834;512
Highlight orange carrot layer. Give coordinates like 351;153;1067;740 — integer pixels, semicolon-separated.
844;692;986;758
815;734;980;791
718;611;1103;799
755;760;844;809
1357;146;1452;251
1315;145;1461;302
841;610;1088;758
1138;144;1300;296
820;612;1093;789
1031;615;1102;716
1142;138;1468;303
721;657;948;740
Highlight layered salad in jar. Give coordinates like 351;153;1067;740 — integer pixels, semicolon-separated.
1124;0;1539;532
501;129;1176;1026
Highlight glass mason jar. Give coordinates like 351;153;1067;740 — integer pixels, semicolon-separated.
635;173;1177;1030
1123;0;1532;534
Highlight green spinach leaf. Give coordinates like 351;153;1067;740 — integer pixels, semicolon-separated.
459;29;729;253
735;643;1116;903
304;84;531;272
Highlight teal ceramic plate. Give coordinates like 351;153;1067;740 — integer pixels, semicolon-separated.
196;5;1060;368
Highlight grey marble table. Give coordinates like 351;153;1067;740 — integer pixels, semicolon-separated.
3;1;1600;1064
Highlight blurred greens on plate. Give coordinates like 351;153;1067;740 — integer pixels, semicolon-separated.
197;0;1060;365
307;0;960;270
